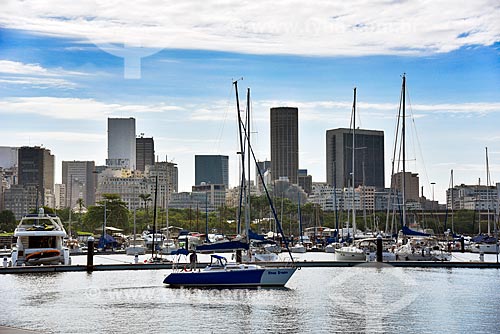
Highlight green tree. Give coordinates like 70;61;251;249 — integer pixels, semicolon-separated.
0;210;17;232
82;194;129;233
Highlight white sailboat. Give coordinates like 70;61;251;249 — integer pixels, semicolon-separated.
392;74;451;261
291;193;307;253
336;87;367;262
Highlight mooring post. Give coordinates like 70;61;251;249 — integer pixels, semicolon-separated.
376;234;383;262
87;236;94;273
460;236;465;253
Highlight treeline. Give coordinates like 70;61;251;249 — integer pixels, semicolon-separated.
0;194;495;236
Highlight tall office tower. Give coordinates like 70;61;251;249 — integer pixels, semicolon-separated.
0;146;18;169
136;136;155;172
392;172;419;201
18;146;55;207
326;128;384;189
255;160;271;191
270;107;299;184
195;155;229;188
54;184;66;210
62;161;96;209
298;169;313;195
107;117;136;170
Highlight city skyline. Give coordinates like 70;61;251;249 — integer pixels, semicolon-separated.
0;2;499;203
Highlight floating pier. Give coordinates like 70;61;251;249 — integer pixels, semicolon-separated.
1;260;500;275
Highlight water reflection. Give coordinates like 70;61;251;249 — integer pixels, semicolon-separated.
1;266;500;333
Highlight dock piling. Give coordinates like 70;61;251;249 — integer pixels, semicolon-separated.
376;234;383;262
87;236;94;273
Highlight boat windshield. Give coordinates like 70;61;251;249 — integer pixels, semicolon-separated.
209;255;227;267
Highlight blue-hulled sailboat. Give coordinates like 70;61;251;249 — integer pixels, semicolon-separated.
163;82;296;288
163;254;295;287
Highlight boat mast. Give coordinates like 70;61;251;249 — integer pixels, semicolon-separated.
401;74;407;228
352;87;357;241
245;88;251;243
233;79;244;235
333;161;339;242
165;179;169;241
298;192;303;243
152;175;158;259
486;147;491;235
451;169;454;234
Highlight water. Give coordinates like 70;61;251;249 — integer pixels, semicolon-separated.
1;253;500;334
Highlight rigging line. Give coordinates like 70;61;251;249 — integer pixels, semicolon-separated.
387;81;405;232
407;87;432;196
215;84;235;153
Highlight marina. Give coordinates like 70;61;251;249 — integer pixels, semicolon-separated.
1;252;499;333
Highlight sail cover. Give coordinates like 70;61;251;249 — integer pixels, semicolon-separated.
401;226;431;237
196;240;249;252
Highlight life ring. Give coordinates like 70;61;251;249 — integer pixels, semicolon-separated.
26;249;61;261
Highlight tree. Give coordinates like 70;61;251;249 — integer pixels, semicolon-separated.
138;193;152;230
82;194;129;233
0;210;16;232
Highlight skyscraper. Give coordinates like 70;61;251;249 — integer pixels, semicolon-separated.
18;146;55;207
195;155;229;188
136;136;155;172
270;107;298;184
107;117;136;169
62;161;96;209
326;128;384;189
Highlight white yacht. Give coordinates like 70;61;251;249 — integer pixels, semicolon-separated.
160;238;179;255
125;235;147;255
470;242;499;254
395;237;452;261
335;245;367;261
290;243;307;253
142;231;165;252
11;208;71;266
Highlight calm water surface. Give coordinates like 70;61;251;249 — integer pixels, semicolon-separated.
1;253;499;334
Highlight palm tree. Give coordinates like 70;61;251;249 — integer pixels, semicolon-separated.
139;193;152;229
75;198;85;231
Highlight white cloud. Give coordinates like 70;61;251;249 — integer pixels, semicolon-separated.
0;97;185;120
1;130;104;143
0;76;77;89
0;60;87;88
0;1;498;57
2;96;498;122
0;60;85;77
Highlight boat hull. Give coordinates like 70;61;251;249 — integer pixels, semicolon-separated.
470;243;500;254
335;247;367;261
163;267;296;288
126;246;146;255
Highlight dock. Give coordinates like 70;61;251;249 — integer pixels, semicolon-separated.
1;260;499;274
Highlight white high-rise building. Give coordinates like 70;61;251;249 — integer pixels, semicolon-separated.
107;118;136;170
0;146;18;169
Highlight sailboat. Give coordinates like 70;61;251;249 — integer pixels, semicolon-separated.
163;82;296;288
470;147;500;254
392;74;451;261
335;88;367;262
291;193;307;253
126;182;146;255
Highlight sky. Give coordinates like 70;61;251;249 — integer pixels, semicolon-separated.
0;0;499;203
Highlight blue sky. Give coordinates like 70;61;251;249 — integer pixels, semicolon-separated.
0;1;499;203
